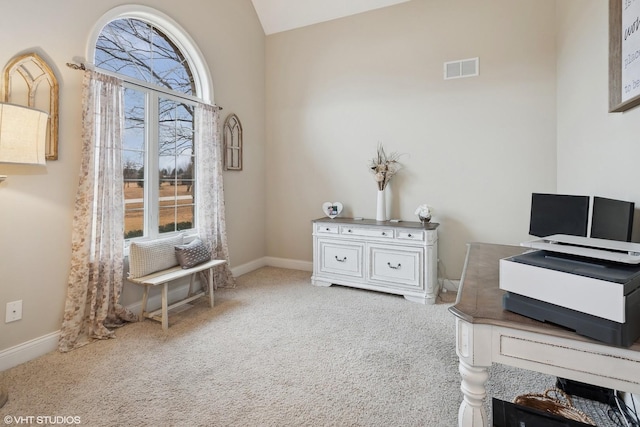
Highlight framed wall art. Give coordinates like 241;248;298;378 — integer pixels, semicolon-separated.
609;0;640;112
223;113;243;171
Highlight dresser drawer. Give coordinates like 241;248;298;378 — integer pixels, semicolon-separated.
341;226;393;239
368;244;423;290
317;239;364;278
396;230;425;241
316;223;339;234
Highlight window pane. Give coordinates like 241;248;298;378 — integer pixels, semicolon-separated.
123;88;145;151
159;98;177;156
124;178;145;239
151;30;194;94
159;202;194;234
157;95;194;235
176;103;194;156
123;88;146;239
123;151;145;239
158;153;194;234
96;18;194;95
96;19;153;82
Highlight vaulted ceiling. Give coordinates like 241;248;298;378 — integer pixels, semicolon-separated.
251;0;411;35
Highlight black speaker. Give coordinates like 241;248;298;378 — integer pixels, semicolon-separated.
556;378;615;406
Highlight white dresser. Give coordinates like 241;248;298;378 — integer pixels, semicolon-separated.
311;218;439;304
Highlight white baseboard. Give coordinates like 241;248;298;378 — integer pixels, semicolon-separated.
0;331;60;371
231;258;268;277
263;257;313;272
441;279;460;292
231;256;312;275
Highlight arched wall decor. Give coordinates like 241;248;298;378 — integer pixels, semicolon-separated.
2;53;59;160
223;113;243;171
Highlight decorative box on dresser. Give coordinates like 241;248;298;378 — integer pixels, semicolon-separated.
311;218;439;304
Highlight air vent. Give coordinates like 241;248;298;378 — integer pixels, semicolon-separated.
444;57;479;80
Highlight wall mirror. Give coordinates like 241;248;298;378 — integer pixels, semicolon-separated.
2;52;59;160
223;113;243;171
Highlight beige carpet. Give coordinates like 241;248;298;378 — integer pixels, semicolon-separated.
0;267;555;426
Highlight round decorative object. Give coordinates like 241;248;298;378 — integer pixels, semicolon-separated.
415;204;432;224
418;214;431;224
322;202;343;219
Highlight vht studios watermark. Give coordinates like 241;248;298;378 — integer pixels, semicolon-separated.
4;415;81;425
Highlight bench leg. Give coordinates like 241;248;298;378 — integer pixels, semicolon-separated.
208;268;214;308
161;282;169;331
140;285;150;321
188;273;196;297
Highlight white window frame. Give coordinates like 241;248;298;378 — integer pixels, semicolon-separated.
87;5;214;244
124;85;199;241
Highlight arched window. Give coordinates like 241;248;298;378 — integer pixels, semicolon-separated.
89;6;213;240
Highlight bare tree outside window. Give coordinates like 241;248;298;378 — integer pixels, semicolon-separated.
95;18;197;239
96;18;195;94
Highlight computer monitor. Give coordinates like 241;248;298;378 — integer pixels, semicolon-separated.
590;196;634;242
529;193;590;238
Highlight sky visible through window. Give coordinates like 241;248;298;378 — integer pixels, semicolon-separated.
96;18;194;94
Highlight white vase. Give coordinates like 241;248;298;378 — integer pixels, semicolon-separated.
376;189;386;221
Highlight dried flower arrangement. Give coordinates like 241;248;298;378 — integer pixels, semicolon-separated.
369;144;402;191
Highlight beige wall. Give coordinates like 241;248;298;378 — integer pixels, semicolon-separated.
556;0;640;405
0;0;265;351
557;0;640;240
265;0;557;280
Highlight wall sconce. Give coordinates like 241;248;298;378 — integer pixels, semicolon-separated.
0;102;48;182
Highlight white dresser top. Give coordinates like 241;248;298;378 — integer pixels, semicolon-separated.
312;217;439;231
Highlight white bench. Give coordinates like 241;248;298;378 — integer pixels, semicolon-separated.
128;259;226;330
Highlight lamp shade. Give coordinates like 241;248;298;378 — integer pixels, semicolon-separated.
0;103;48;165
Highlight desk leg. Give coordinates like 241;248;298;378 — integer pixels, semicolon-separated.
458;359;489;427
455;318;491;427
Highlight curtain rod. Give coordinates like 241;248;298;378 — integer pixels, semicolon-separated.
65;62;223;110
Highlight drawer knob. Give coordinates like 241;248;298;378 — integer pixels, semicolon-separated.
381;232;386;236
325;228;330;231
408;233;413;238
387;262;401;270
335;256;347;262
347;229;352;233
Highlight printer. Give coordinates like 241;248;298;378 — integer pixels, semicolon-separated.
500;234;640;347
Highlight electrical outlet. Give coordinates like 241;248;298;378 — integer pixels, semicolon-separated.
6;300;22;323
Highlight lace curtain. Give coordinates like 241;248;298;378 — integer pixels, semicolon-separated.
195;103;235;288
59;71;137;352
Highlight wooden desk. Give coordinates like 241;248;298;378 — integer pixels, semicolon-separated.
448;242;640;427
